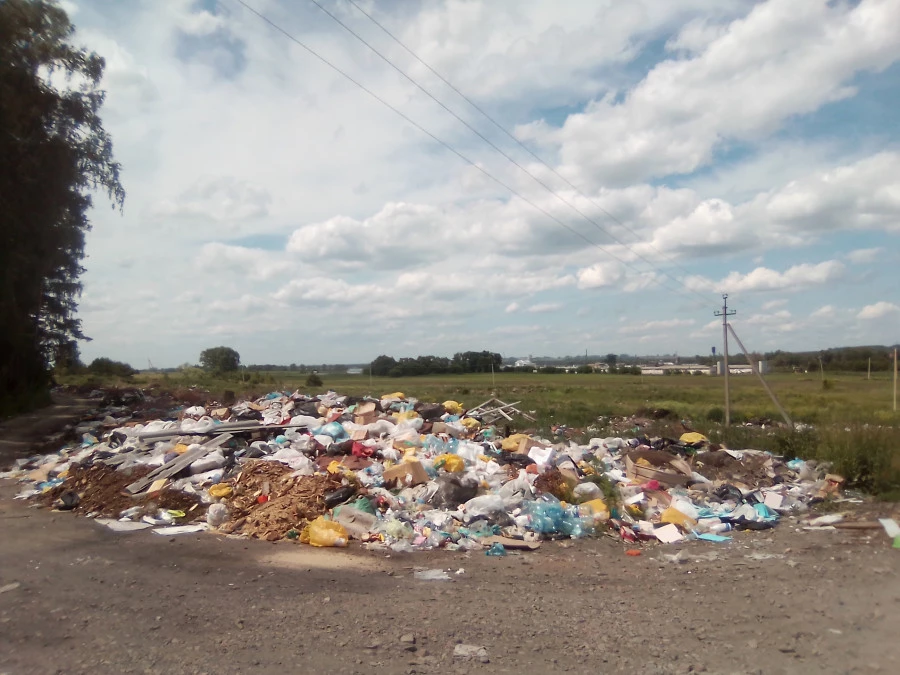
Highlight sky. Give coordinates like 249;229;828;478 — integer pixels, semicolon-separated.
59;0;900;368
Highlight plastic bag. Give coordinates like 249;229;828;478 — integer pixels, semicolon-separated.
303;517;348;547
434;453;465;473
464;494;506;520
208;483;233;499
443;400;464;415
207;503;229;528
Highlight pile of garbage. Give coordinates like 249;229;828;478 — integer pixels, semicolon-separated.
1;390;852;553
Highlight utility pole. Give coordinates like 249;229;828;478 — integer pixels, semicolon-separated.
868;357;871;381
894;348;897;413
714;294;736;425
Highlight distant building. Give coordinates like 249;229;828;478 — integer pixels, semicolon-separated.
514;358;535;368
346;367;363;375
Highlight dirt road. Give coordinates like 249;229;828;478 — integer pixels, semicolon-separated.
1;483;898;675
0;393;95;469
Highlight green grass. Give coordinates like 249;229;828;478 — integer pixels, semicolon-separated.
63;369;900;497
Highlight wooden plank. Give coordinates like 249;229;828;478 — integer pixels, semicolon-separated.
126;434;232;494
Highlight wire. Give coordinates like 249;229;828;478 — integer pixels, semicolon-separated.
343;0;713;291
306;0;714;308
230;0;709;310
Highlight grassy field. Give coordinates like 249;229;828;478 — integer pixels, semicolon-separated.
66;369;900;497
122;370;898;426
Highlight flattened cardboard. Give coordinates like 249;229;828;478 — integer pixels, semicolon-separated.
382;460;429;486
482;535;541;550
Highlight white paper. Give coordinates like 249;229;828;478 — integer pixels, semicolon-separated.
764;492;784;509
96;518;153;532
654;523;684;543
625;491;645;505
152;524;208;535
809;514;843;526
878;518;900;538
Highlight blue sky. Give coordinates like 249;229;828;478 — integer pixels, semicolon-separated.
60;0;899;367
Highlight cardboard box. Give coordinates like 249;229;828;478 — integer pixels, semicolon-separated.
382;459;429;486
625;450;692;488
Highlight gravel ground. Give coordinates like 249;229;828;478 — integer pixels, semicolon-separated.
2;484;899;675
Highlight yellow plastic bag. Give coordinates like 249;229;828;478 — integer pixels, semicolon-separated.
304;517;349;547
173;443;190;455
500;433;531;452
208;483;233;499
382;392;405;400
394;410;420;422
661;506;697;530
443;400;464;415
460;417;481;431
434;453;464;473
679;431;708;445
579;498;608;515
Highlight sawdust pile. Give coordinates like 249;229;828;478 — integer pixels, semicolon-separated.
220;459;343;541
42;464;204;518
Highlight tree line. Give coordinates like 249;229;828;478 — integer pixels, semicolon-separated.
370;351;503;377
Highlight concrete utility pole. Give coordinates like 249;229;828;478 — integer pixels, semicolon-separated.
894;348;897;413
714;294;736;425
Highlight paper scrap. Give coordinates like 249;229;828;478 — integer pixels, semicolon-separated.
764;492;784;509
654;523;684;544
152;524;208;535
810;514;844;527
625;491;646;506
96;518;154;532
878;518;900;539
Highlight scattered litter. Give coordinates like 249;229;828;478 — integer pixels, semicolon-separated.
453;644;490;663
745;552;784;561
0;582;21;594
0;388;874;555
878;518;900;539
95;518;154;532
414;569;452;581
152;524;208;535
809;514;844;527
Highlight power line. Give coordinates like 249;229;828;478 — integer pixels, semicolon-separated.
306;0;713;308
343;0;711;290
230;0;709;310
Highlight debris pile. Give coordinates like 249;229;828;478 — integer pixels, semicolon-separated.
1;389;879;552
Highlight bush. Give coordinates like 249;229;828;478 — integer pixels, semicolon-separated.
88;357;135;379
706;407;725;423
305;373;323;388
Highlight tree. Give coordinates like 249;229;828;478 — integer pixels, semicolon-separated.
370;355;398;377
1;1;124;414
305;372;323;388
606;353;618;372
199;346;240;373
87;357;135;378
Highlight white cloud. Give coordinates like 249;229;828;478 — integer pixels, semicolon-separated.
61;0;900;366
526;303;561;314
685;260;846;293
151;176;271;225
762;299;787;310
846;247;884;264
810;305;836;319
619;318;695;334
577;262;624;289
857;301;900;320
528;0;900;186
